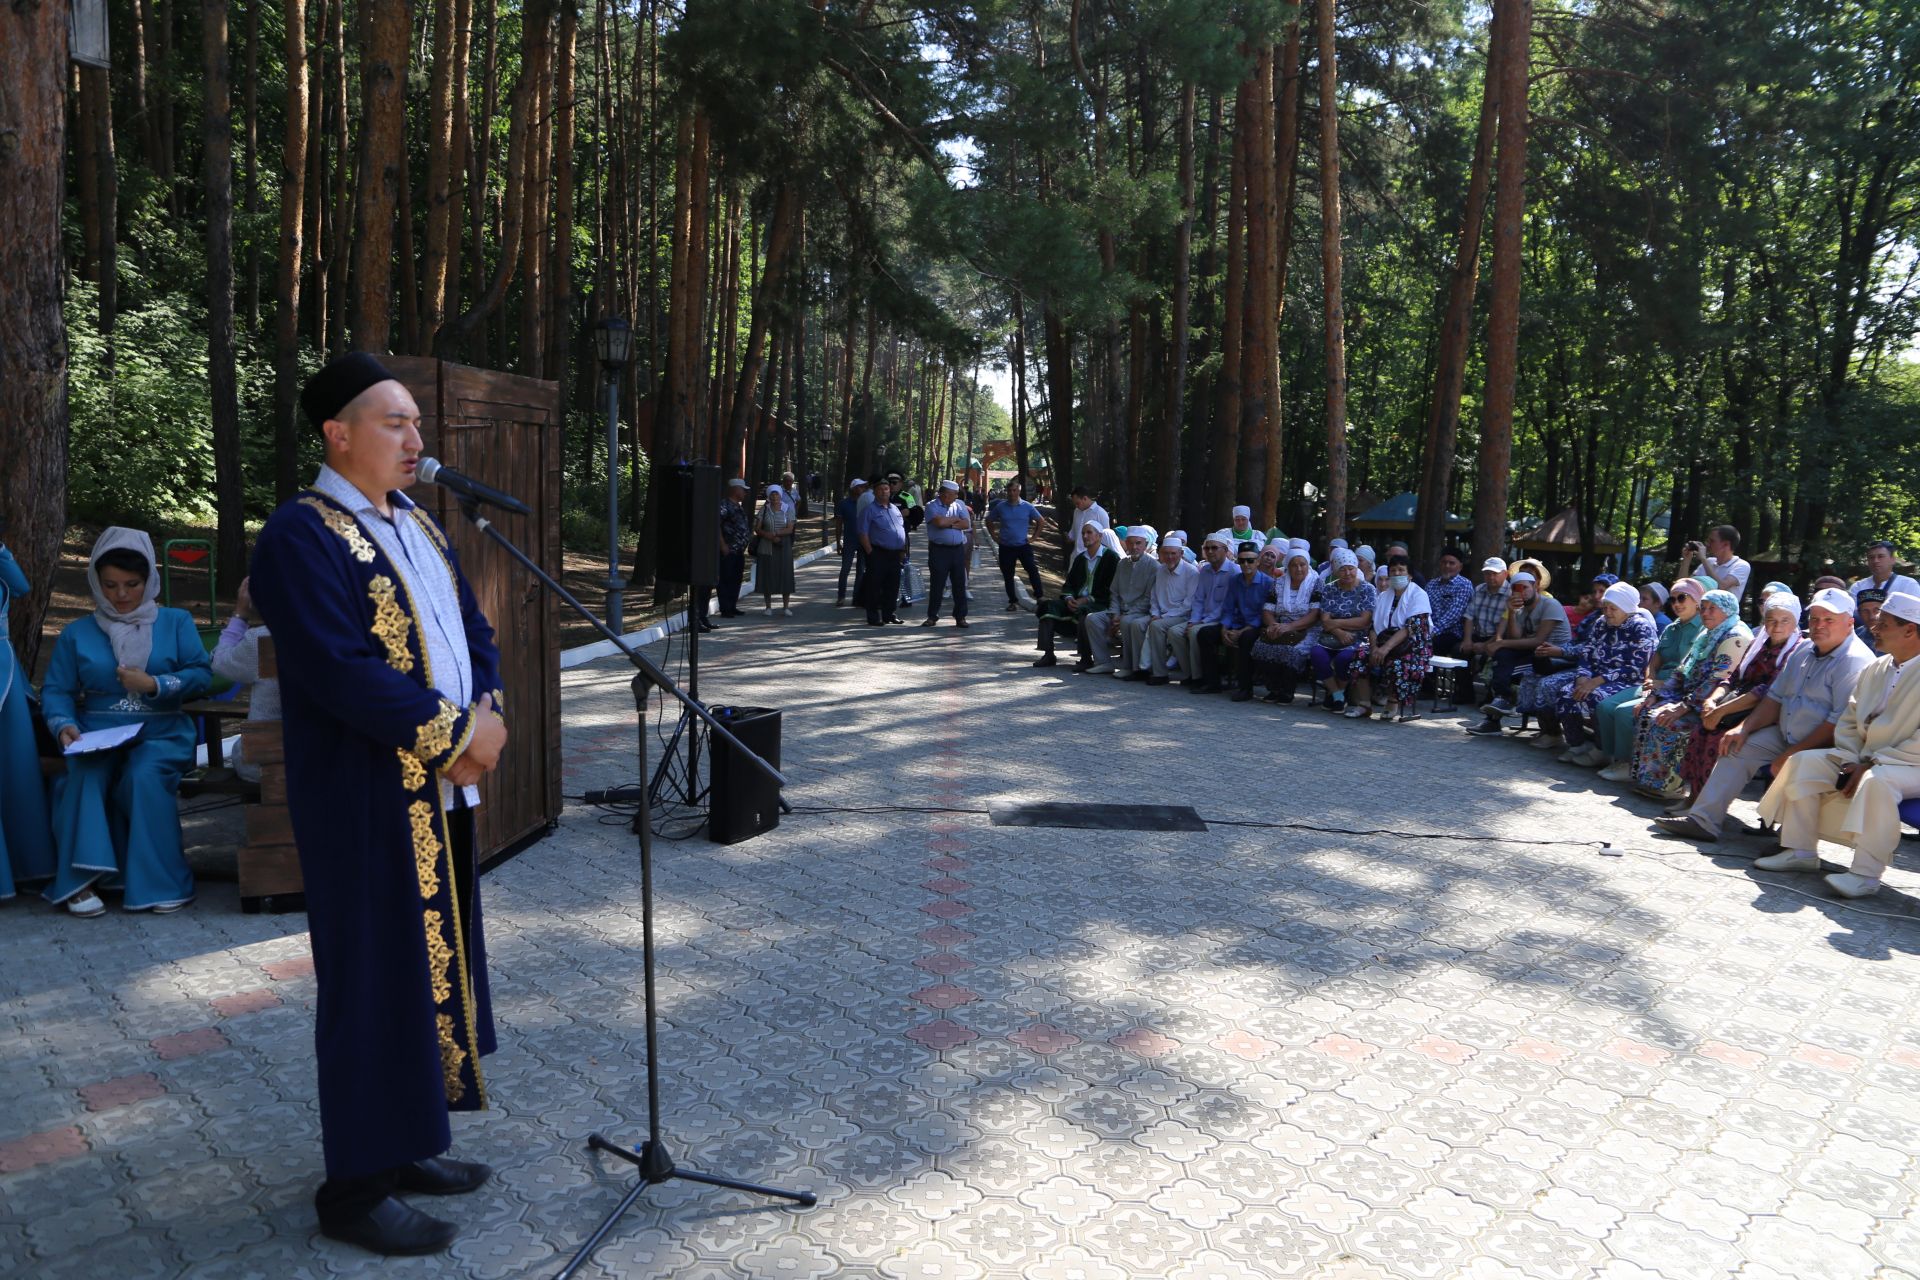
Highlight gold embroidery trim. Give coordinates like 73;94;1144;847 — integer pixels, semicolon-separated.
423;909;453;1004
397;750;427;792
436;1013;468;1104
367;575;416;674
410;801;443;899
433;803;487;1108
298;497;376;563
412;508;450;551
413;699;460;764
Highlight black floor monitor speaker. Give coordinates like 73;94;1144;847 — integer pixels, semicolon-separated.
653;463;721;586
707;706;780;845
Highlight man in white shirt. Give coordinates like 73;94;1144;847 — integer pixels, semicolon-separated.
1141;534;1201;685
1754;591;1920;897
1682;525;1751;603
1066;486;1110;556
1850;540;1920;602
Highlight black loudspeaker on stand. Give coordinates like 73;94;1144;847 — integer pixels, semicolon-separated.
651;462;720;587
442;493;814;1280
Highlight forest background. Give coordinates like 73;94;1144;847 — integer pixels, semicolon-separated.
2;0;1917;669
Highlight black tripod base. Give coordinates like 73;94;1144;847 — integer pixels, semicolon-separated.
557;1135;816;1277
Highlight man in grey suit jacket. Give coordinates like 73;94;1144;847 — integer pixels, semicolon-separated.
1079;528;1157;675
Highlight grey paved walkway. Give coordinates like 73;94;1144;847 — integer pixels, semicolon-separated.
4;551;1920;1279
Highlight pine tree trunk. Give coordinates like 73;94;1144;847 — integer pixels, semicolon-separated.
79;66;119;335
1158;80;1196;532
444;0;471;326
1042;302;1076;511
243;0;261;327
1473;0;1529;565
1413;2;1504;569
1315;0;1349;540
273;0;311;503
1264;22;1302;529
350;0;409;352
1240;42;1278;528
204;0;246;595
0;0;71;677
727;182;798;472
1214;107;1246;518
546;0;578;385
437;65;529;356
421;0;458;347
517;0;554;375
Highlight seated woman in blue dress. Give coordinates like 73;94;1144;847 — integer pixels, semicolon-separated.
41;528;211;916
1;528;55;900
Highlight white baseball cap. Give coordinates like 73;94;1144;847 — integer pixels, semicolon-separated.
1482;557;1508;573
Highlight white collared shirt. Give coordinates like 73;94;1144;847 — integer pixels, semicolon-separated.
314;466;480;809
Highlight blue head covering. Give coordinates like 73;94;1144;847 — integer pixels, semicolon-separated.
1681;590;1748;678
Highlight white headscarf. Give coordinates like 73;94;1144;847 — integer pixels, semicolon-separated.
1076;521;1123;567
1736;592;1805;678
1330;547;1358;573
1275;546;1318;614
1373;579;1432;633
88;527;162;671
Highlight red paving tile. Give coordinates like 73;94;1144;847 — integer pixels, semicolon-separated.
919;924;976;946
925;856;971;872
262;956;316;981
926;837;971;853
921;900;974;919
1888;1047;1920;1071
211;989;283;1018
1111;1027;1181;1058
1409;1035;1476;1064
923;877;972;895
78;1073;165;1112
150;1027;231;1061
0;1127;88;1174
1508;1037;1570;1065
1604;1038;1672;1067
1698;1040;1767;1070
905;1019;979;1050
1791;1044;1860;1073
1215;1030;1281;1061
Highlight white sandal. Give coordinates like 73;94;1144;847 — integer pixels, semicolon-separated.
67;891;106;918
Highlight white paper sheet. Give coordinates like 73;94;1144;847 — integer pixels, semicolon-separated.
62;723;143;756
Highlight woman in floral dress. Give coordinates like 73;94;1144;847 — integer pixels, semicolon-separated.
1678;592;1803;797
1630;590;1751;799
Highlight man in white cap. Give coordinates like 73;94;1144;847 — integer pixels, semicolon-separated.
1458;556;1511;683
1227;506;1267;553
1141;534;1200;684
834;478;869;608
1656;589;1874;844
1079;526;1155;675
1749;590;1920;896
1169;531;1237;691
921;480;973;628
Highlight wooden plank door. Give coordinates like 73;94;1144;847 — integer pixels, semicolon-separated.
390;357;562;862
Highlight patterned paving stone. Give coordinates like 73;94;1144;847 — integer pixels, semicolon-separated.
6;555;1920;1277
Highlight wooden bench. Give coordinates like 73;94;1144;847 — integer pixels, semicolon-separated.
233;638;303;912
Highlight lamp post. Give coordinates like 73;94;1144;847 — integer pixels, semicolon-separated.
595;316;634;633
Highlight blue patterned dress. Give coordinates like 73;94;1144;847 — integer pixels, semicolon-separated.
1537;613;1658;725
1630;626;1752;793
41;608;212;908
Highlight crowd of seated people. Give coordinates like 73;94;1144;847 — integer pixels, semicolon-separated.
1023;506;1920;898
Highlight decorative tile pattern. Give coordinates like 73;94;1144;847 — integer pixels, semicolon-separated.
2;557;1917;1278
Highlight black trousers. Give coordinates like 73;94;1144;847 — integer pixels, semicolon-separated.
1232;629;1262;692
838;542;865;601
716;550;747;614
926;545;969;621
1190;623;1225;686
997;543;1042;602
315;809;477;1227
865;551;904;623
1488;648;1526;698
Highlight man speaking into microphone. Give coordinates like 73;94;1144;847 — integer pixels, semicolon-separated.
250;352;509;1256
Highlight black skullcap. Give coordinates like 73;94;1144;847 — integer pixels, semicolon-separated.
301;351;398;432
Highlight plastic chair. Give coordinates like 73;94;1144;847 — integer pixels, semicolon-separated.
1429;656;1469;711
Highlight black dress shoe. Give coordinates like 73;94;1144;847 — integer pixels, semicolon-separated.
698;622;717;633
920;618;938;627
1032;653;1058;667
397;1155;492;1196
955;619;970;628
320;1196;457;1256
887;617;906;625
1122;670;1150;683
1145;675;1170;686
1072;659;1095;673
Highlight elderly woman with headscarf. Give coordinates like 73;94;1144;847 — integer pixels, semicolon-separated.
1350;552;1433;721
1226;505;1266;553
1639;582;1672;634
1678;591;1805;799
1307;548;1379;714
1530;582;1660;766
1595;578;1706;780
754;483;798;615
1249;543;1324;703
1034;521;1121;668
1628;588;1752;800
39;529;212;916
0;529;54;901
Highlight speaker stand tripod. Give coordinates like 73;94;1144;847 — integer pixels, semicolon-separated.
442;500;815;1280
647;588;705;809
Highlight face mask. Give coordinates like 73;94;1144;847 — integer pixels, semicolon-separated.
1388;575;1410;592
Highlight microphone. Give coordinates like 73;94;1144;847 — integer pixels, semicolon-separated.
416;457;532;516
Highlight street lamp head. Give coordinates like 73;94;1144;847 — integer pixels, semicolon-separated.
595;316;633;371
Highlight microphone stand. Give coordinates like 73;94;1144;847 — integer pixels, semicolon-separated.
445;497;815;1280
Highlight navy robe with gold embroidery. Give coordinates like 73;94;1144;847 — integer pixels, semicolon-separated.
250;489;500;1182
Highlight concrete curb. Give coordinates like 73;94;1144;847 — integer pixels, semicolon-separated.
558;542;839;669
